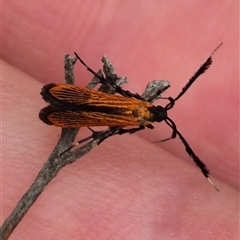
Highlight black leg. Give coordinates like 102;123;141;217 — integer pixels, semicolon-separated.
118;126;146;135
74;52;145;100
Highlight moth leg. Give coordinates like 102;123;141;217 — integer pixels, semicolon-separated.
117;126;142;135
59;134;93;156
74;52;145;100
87;127;105;139
59;127;104;156
105;83;144;99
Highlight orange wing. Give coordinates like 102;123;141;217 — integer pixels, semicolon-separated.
39;84;155;128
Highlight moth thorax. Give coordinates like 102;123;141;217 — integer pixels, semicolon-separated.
149;105;167;122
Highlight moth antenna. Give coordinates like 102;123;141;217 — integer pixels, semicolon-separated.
207;178;219;192
164;117;219;191
166;43;223;110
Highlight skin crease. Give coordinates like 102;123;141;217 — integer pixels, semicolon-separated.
2;1;239;240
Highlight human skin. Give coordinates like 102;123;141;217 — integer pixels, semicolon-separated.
2;1;239;239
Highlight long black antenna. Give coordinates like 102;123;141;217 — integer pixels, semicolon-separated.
166;43;222;110
164;118;219;191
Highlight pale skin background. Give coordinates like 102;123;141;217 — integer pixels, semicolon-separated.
1;1;239;239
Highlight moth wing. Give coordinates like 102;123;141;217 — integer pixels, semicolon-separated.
41;84;94;105
39;105;139;128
